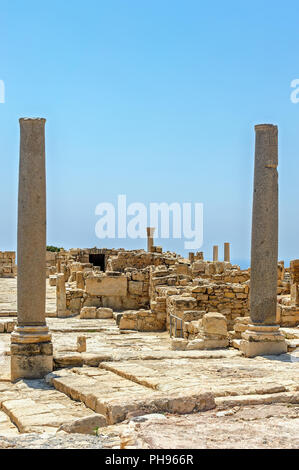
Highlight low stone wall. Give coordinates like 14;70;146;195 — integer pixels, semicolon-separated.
118;309;165;331
66;268;151;314
189;280;249;330
171;312;229;350
106;250;178;272
277;304;299;327
0;251;16;278
191;261;250;283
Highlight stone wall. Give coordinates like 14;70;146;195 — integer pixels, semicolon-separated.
0;251;16;278
106;250;179;272
189;280;250;330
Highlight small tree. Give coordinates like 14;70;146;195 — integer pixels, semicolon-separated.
46;245;63;253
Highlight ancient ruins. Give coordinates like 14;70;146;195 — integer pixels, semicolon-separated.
0;119;298;449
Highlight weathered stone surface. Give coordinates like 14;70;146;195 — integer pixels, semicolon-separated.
58;414;107;434
85;275;127;296
250;124;278;325
77;336;86;353
202;312;227;337
11;118;53;382
96;307;113;319
80;307;97;319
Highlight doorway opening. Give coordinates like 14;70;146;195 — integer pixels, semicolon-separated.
89;254;106;271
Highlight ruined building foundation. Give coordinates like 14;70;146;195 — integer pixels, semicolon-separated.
10;118;53;381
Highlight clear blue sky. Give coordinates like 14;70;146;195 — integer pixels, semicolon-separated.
1;0;299;268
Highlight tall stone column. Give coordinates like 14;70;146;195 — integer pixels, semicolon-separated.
56;273;67;317
146;227;155;252
224;243;230;262
213;245;219;262
11;118;53;381
241;124;286;357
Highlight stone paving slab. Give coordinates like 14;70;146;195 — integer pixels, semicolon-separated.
0;379;95;434
0;278;56;314
47;367;215;424
119;404;299;449
0;410;19;437
100;355;299;396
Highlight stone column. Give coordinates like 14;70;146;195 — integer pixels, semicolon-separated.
241;124;286;357
189;252;195;263
213;245;219;262
56;273;67;317
11;118;53;381
146;227;155;252
224;243;230;262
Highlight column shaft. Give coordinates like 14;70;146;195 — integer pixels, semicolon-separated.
17;119;47;326
213;245;218;262
250;125;278;324
224;243;230;262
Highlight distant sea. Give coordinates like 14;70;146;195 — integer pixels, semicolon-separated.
233;260;250;270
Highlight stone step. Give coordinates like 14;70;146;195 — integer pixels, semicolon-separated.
99;359;293;398
0;379;96;434
53;348;243;369
0;410;19;436
215;391;299;409
286;339;299;351
46;367;215;425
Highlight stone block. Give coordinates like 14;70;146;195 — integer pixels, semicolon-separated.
85;275;127;296
59;414;107;434
128;281;143;295
77;336;86;353
202;312;227;337
96;307;113;319
80;307;97;319
49;275;57;286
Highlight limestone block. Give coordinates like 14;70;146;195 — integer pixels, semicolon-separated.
137;310;165;331
202;312;227;337
76;271;85;290
171;338;188;350
49;275;57;287
186;338;229;350
80;307;97;319
68;297;82;315
234;323;248;333
85;275;127;296
131;271;146;282
185;339;205;350
119;311;137;330
128;281;143;295
96;307;113;319
58;414;107;434
77;336;86;353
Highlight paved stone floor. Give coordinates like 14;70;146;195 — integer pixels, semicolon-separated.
0;278;298;448
0;278;57;315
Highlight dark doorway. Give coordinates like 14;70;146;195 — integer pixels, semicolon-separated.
89;254;106;271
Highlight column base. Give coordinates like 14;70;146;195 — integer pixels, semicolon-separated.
240;324;287;357
10;325;53;382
